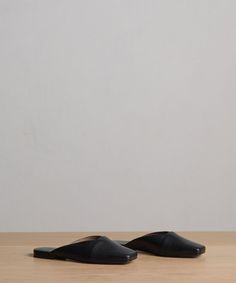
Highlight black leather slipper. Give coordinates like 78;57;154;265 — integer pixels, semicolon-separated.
34;235;137;264
117;231;206;258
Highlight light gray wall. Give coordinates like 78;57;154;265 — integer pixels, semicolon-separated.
0;0;236;231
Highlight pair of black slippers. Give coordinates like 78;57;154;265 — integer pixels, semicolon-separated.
33;231;206;264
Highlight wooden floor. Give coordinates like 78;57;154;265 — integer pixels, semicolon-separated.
0;232;235;282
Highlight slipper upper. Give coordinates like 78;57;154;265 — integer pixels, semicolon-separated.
126;232;206;257
52;236;137;262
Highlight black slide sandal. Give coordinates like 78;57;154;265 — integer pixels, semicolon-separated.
117;231;206;258
34;235;137;264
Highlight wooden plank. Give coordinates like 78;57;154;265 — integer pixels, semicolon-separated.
0;232;235;283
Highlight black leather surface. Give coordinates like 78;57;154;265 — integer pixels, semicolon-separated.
124;232;206;258
34;236;137;264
